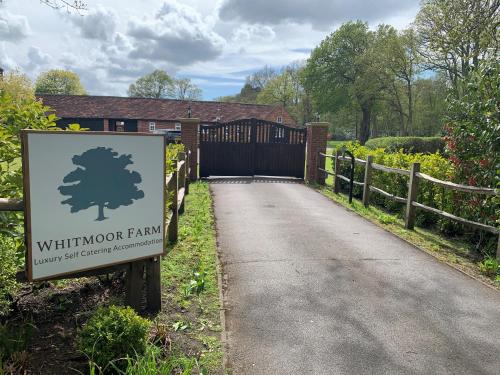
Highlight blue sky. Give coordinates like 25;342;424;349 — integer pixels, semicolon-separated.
0;0;420;100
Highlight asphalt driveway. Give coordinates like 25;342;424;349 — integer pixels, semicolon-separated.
210;178;500;375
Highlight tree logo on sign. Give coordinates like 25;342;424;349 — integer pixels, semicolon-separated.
58;147;145;221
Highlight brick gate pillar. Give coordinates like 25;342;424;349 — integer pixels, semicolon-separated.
306;122;329;184
179;118;200;181
103;119;110;131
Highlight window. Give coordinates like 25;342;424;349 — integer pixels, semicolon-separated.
149;122;156;132
175;122;181;131
277;116;283;123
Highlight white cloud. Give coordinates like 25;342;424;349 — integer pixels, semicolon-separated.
0;0;421;98
127;0;226;65
0;11;30;41
0;42;17;69
67;5;117;41
220;0;419;30
232;24;275;43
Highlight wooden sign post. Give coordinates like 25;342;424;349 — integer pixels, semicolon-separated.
21;131;166;313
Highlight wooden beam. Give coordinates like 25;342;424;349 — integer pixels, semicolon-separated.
416;172;498;195
0;198;24;211
412;201;499;234
168;164;179;243
145;257;162;314
369;186;407;204
334;149;340;194
125;261;145;313
362;155;373;207
371;163;410;176
405;162;420;230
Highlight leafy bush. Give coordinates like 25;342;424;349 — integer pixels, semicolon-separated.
336;142;453;225
444;59;499;254
166;143;185;174
365;136;445;154
78;306;151;373
0;320;34;365
333;141;498;255
0;93;59;316
0;236;22;317
479;257;499;277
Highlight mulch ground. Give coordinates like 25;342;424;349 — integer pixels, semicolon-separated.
4;277;124;375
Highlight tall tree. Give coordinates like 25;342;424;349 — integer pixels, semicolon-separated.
246;65;278;90
256;70;295;108
128;70;174;99
172;78;202;100
303;21;388;144
35;69;86;95
416;0;500;96
379;27;422;135
0;70;34;103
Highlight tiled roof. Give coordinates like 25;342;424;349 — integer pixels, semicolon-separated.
38;95;297;125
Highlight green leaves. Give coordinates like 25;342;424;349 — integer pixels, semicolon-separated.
34;69;87;95
78;306;151;372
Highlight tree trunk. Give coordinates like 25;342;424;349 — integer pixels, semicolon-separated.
407;81;413;136
96;204;106;221
359;105;371;145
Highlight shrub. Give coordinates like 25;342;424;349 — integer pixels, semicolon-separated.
0;92;72;316
479;257;499;277
78;306;151;373
444;59;499;255
0;235;21;317
333;142;497;255
336;142;454;224
0;320;34;365
365;136;445;154
166;143;185;174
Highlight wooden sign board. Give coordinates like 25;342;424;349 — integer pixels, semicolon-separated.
22;131;166;281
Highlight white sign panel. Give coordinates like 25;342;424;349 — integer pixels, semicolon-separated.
22;131;166;281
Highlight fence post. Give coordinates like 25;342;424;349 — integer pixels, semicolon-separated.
145;257;161;313
497;235;500;261
405;162;420;229
334;149;341;193
362;155;373;207
178;152;186;214
185;151;190;195
168;161;179;243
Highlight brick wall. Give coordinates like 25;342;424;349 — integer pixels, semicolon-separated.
305;122;328;184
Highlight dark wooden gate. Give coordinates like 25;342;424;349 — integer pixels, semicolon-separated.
199;118;306;178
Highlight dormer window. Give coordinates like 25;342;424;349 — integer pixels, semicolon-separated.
277;116;283;123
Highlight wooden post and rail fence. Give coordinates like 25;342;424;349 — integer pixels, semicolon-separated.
0;150;191;314
317;151;500;259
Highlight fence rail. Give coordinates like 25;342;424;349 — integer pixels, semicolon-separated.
0;149;191;313
0;198;23;211
318;150;500;259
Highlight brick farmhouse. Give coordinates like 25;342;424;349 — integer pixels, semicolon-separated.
38;95;297;133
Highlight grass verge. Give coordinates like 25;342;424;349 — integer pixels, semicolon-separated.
316;185;500;291
157;181;223;374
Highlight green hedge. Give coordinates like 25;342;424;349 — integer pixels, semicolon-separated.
333;142;498;255
365;137;445;154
